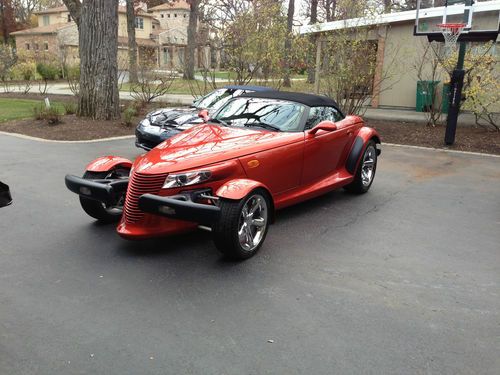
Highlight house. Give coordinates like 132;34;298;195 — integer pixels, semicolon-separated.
299;1;499;111
12;3;210;71
149;0;210;69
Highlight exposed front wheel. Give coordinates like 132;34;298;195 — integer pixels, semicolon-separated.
79;170;127;223
344;140;378;194
212;190;270;260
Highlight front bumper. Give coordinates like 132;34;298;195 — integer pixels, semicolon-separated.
66;174;219;226
138;193;220;226
64;175;128;205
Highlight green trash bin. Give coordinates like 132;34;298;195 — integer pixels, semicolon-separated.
416;80;440;112
441;82;450;114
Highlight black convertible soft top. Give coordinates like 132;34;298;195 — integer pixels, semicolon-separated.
239;91;341;110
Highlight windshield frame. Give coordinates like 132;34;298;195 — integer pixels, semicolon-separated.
211;97;310;133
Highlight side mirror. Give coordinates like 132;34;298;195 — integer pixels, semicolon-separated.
0;181;12;207
198;109;209;122
308;120;337;135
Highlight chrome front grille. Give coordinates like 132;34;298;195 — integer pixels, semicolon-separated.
124;172;168;224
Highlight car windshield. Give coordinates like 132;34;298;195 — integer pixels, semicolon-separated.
193;88;244;110
212;97;306;132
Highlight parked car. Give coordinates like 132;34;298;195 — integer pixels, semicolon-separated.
65;91;381;260
0;181;12;207
135;85;274;151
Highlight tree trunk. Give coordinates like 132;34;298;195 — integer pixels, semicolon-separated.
283;0;294;88
0;0;12;42
307;0;318;84
126;0;138;83
183;0;199;80
63;0;120;120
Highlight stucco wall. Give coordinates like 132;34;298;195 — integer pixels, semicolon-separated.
377;13;499;110
151;9;189;31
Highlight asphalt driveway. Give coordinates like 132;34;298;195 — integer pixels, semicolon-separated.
0;134;499;375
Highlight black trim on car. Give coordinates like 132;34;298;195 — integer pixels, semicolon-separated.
138;192;220;225
64;175;129;205
346;136;364;174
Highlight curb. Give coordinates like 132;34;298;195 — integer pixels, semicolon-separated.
0;131;135;144
383;142;500;158
0;130;498;158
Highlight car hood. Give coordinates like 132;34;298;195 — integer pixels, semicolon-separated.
147;107;200;127
133;124;304;174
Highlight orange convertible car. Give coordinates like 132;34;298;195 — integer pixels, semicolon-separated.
65;92;381;259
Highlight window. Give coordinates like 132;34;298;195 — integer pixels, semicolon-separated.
25;43;30;50
305;106;343;129
167;14;170;18
34;43;39;51
67;14;71;22
184;14;187;18
213;98;306;132
44;42;49;50
42;15;50;26
161;13;164;18
174;13;177;17
135;17;144;29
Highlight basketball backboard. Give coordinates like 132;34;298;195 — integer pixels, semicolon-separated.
414;0;500;42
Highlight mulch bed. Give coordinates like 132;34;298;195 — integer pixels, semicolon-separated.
0;98;498;155
0;115;136;140
368;120;500;155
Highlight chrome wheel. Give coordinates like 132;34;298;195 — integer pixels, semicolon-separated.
361;145;376;187
238;194;268;252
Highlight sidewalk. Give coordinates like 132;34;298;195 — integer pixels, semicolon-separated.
364;107;477;126
4;83;478;125
4;82;195;106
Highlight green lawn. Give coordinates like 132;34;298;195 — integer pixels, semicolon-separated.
119;77;311;96
0;98;66;123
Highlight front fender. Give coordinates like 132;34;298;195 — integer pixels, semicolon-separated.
346;127;381;175
216;179;270;201
85;156;133;173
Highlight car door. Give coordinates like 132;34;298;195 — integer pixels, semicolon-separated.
301;106;354;185
239;133;305;195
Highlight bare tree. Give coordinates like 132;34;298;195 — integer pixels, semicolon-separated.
184;0;199;80
283;0;294;87
62;0;120;120
306;0;318;84
126;0;138;83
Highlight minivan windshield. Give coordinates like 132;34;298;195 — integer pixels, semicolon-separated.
212;97;306;132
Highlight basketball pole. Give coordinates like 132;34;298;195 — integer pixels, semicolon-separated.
444;0;473;145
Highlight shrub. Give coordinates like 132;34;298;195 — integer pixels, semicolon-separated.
66;65;80;96
36;62;60;81
63;102;77;115
33;104;62;125
11;61;36;81
123;106;137;127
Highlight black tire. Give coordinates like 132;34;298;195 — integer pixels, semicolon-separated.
212;189;271;260
79;171;124;223
344;140;378;194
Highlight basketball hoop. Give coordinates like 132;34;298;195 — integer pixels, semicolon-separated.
437;23;467;53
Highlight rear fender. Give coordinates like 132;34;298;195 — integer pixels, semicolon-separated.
346;127;381;175
85;156;133;173
216;179;275;223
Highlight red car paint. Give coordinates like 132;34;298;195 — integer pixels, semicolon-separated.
80;115;378;239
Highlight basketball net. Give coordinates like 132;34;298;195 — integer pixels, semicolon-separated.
437;23;466;55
